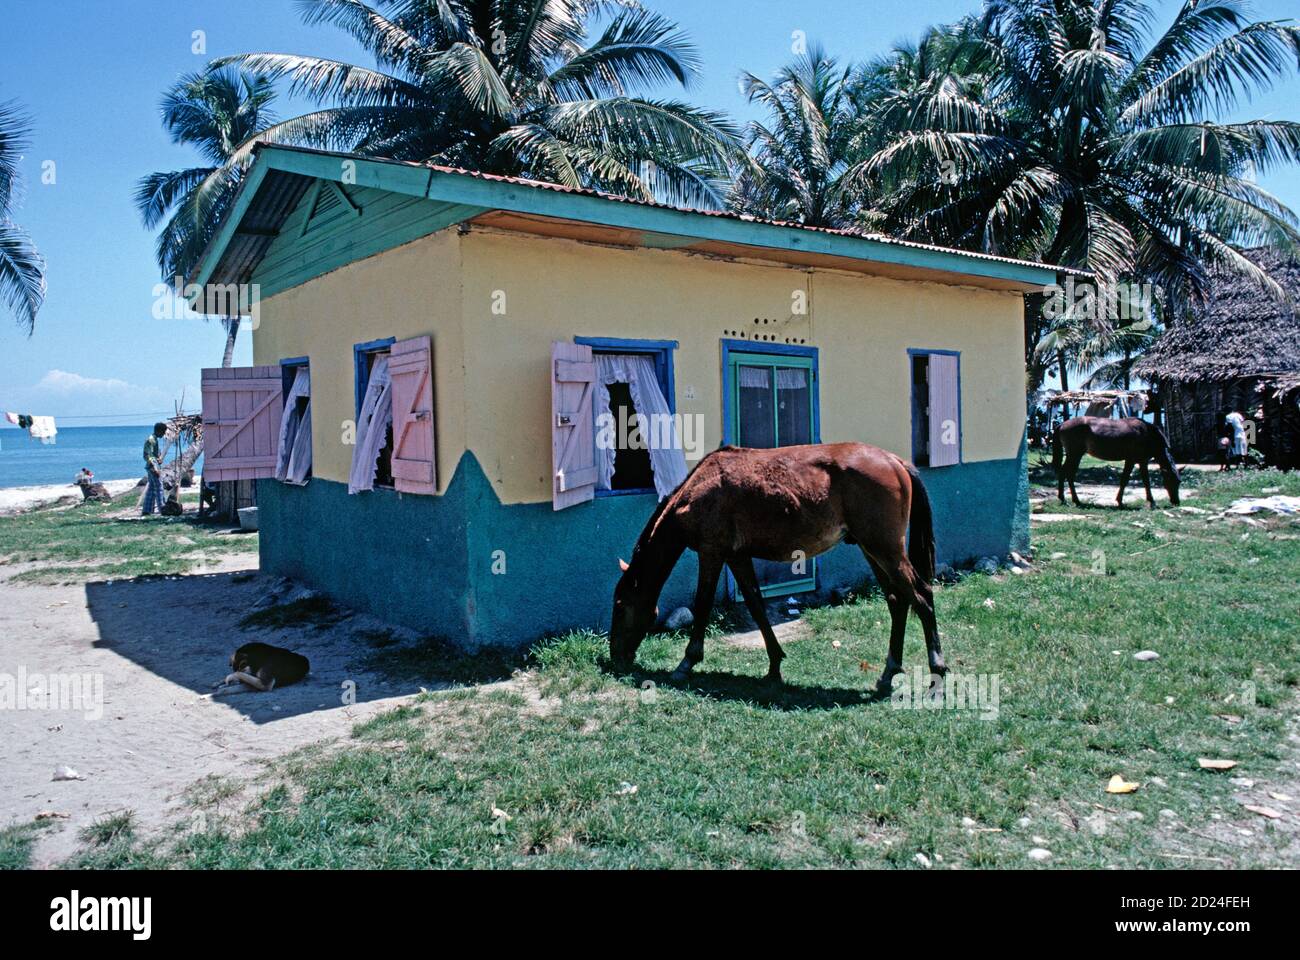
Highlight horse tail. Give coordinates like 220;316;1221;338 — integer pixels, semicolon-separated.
1051;423;1063;476
905;464;936;584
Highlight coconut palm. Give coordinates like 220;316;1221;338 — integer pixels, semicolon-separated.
856;0;1300;306
213;0;739;208
0;100;46;333
728;47;863;227
135;70;279;366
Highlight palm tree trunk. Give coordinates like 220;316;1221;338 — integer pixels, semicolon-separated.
1057;349;1070;392
221;318;239;368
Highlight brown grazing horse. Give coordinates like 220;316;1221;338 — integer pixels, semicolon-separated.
609;442;941;695
1053;416;1180;508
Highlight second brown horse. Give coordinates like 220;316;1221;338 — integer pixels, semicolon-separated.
609;442;941;695
1053;416;1181;508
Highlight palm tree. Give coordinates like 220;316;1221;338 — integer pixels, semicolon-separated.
728;47;862;227
135;70;279;366
857;0;1300;308
0;100;46;333
211;0;739;209
1036;311;1160;391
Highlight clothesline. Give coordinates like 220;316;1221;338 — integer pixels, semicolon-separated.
0;411;175;421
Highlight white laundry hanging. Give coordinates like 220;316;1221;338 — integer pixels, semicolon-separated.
30;415;57;444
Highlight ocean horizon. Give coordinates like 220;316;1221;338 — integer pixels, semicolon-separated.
0;424;204;489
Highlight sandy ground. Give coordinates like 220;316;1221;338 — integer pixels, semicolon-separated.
0;479;142;516
0;558;426;867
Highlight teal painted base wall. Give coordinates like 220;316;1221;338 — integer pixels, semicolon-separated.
257;476;472;638
258;443;1029;648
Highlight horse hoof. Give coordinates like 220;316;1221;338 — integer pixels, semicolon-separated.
669;670;690;684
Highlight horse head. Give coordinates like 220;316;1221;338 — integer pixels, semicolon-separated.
1162;460;1182;506
1156;440;1182;506
609;557;659;669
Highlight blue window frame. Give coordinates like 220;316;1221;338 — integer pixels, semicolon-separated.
575;336;678;498
353;337;395;416
720;339;820;446
720;338;821;597
280;354;309;398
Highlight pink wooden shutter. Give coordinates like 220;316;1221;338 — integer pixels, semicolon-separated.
552;341;597;510
388;335;437;495
201;366;284;480
927;353;961;467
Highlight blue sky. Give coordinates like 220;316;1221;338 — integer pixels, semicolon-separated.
1;0;1297;425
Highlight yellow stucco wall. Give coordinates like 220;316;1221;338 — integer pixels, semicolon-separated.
458;228;1026;504
254;224;1027;502
252;229;466;491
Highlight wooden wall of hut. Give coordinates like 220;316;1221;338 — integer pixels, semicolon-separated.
209;478;257;523
1161;378;1298;468
1262;387;1300;470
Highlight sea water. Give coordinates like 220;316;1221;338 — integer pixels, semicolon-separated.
0;425;203;488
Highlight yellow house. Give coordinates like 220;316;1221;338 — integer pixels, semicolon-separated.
193;144;1079;646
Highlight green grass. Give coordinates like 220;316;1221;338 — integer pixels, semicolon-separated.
0;490;257;584
0;822;47;870
55;469;1300;868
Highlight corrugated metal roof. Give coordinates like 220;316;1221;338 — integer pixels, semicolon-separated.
193;143;1090;292
198;169;313;288
409;157;1092;280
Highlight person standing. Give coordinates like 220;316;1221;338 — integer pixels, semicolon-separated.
1220;409;1249;470
142;422;167;515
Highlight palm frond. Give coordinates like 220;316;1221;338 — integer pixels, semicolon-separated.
0;218;46;333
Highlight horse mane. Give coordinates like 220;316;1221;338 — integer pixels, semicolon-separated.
627;447;723;569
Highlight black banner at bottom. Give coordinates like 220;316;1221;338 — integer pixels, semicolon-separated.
0;868;1284;946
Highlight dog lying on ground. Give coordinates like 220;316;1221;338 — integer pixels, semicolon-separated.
213;642;310;694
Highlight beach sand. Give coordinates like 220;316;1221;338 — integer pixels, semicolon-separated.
0;560;426;867
0;479;142;516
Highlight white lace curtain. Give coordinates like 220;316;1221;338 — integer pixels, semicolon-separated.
594;353;688;500
349;355;393;494
738;365;808;390
276;366;313;485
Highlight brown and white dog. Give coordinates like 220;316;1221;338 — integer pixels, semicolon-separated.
213;642;310;694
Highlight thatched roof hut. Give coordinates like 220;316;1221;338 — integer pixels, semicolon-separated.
1134;247;1300;467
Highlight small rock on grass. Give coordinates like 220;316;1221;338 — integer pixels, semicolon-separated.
1027;848;1053;862
665;607;693;630
1133;650;1160;661
914;852;932;868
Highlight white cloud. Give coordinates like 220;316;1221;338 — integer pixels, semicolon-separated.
36;369;138;395
1;369;180;422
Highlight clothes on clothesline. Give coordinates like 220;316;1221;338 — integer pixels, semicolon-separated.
3;411;58;443
30;416;57;444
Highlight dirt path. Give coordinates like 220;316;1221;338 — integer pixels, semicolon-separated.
0;560;426;867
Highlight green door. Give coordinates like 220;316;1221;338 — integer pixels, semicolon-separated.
726;348;819;597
